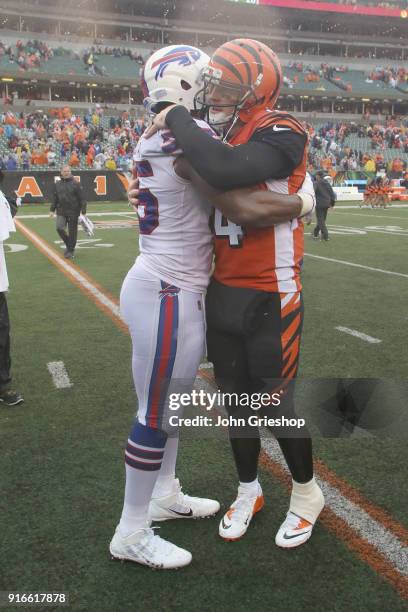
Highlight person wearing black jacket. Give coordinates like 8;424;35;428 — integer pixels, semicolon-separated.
50;165;86;259
313;171;336;241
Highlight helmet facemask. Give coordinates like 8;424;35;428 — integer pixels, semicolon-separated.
194;65;263;132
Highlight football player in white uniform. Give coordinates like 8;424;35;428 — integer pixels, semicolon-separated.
110;45;315;570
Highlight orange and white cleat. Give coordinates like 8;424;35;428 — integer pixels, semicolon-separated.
275;512;316;548
276;477;324;548
219;484;264;541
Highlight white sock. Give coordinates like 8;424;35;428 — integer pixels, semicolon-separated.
152;436;179;499
239;477;261;497
119;464;159;536
118;422;167;537
290;476;324;524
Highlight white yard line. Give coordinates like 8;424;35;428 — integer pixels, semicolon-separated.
336;204;408;209
327;224;408;237
47;361;73;389
304;253;408;279
261;436;408;577
335;326;382;344
19;211;132;220
334;212;408;221
15;220;122;320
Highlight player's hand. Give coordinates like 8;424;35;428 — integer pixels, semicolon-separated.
49;212;55;218
144;104;178;138
128;177;140;209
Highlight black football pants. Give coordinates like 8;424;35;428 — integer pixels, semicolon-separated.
56;215;79;252
0;292;11;389
313;207;329;240
206;279;313;484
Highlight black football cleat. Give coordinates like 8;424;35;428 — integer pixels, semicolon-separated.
0;389;24;406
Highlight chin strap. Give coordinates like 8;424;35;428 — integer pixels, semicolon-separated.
222;114;240;142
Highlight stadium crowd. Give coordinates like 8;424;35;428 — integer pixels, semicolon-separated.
0;39;54;71
0;108;146;171
368;66;408;89
0;39;148;76
0;106;407;176
283;62;407;92
82;46;145;76
307;120;408;176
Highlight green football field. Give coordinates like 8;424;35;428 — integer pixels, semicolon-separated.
1;201;407;612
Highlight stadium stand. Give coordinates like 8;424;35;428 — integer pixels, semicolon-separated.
0;38;406;104
0;0;406;178
307;120;408;175
0;108;145;171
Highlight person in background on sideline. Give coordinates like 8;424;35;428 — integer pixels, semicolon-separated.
313;171;336;241
50;164;86;259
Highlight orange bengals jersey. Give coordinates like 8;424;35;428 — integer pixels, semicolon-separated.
213;110;308;293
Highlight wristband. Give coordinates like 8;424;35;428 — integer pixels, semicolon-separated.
297;192;315;217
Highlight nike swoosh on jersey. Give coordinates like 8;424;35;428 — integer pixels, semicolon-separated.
272;125;291;132
168;508;193;517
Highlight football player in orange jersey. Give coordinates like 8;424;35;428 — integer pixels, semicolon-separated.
145;39;324;548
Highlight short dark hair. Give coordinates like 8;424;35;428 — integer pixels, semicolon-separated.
0;170;4;183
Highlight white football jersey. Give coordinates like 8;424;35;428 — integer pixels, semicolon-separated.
132;120;214;293
0;191;16;292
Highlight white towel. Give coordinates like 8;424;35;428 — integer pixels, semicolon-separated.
79;213;94;237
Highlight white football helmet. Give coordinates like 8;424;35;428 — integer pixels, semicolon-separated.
141;45;210;114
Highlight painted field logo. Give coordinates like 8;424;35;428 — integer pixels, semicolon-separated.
152;46;201;80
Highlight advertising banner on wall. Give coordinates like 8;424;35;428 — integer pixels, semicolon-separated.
1;170;131;204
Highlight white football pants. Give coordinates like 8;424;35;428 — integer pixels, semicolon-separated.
120;263;206;432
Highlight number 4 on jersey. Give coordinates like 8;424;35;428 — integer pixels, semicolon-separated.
214;209;244;247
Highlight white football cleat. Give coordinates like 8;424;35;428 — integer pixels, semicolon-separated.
219;484;264;541
148;478;220;522
276;477;324;548
275;512;315;548
109;526;192;569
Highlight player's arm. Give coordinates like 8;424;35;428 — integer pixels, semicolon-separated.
146;105;307;190
174;157;312;228
213;188;303;228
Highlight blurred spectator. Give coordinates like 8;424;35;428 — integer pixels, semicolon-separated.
5;156;17;171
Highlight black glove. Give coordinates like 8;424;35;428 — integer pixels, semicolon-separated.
8;198;19;218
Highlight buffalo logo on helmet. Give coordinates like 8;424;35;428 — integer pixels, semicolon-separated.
151;46;202;80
